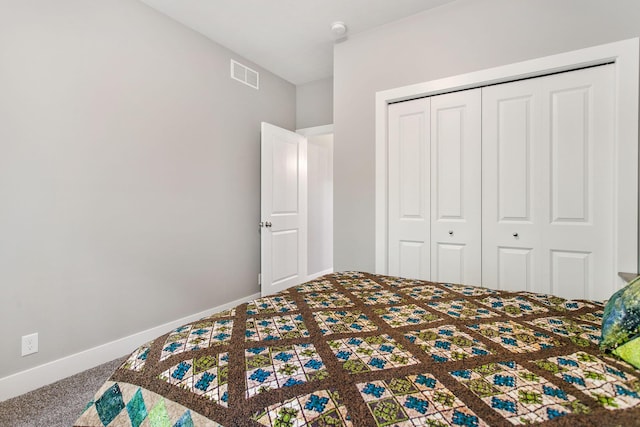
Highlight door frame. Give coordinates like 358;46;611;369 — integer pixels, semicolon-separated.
297;124;334;138
375;38;639;286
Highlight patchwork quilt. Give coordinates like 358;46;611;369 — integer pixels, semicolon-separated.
74;272;640;426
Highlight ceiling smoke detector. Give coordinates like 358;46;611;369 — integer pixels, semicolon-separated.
330;21;348;39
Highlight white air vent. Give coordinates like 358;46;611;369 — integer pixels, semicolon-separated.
230;59;259;90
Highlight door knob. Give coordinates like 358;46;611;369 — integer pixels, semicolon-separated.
448;230;454;236
265;221;272;228
513;232;519;238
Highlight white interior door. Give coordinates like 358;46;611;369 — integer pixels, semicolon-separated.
388;98;431;279
482;65;615;300
261;122;307;296
430;89;482;285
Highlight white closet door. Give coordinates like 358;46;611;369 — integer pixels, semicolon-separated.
540;66;614;301
482;79;543;293
388;98;430;279
430;89;482;285
483;65;615;300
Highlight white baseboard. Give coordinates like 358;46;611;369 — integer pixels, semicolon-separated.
306;268;334;281
0;292;260;402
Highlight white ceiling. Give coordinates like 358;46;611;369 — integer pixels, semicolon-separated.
139;0;456;85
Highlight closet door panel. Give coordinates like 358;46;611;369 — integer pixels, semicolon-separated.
388;98;431;279
540;65;615;300
399;241;427;280
435;109;463;218
435;243;466;284
550;250;591;300
483;79;543;292
550;88;590;223
498;247;533;292
497;97;533;221
430;89;481;285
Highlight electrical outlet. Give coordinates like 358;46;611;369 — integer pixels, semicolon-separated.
21;333;38;356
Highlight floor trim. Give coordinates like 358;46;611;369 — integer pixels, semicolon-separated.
307;268;334;281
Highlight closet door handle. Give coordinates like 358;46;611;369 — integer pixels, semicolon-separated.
448;230;454;236
513;232;519;238
265;221;272;228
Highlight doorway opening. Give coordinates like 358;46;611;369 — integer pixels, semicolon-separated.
298;125;334;280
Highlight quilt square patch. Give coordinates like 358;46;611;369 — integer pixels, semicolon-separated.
159;353;229;407
467;320;562;353
441;283;497;296
336;278;383;291
535;352;640;410
375;304;440;328
521;293;595;312
246;294;298;315
527;317;601;347
253;388;352;426
303;292;354;309
404;324;492;363
245;343;327;397
313;310;378;335
577;310;604;325
397;284;451;301
452;361;589;424
351;289;405;306
296;279;336;293
245;314;309;341
122;342;151;372
328;334;419;374
379;276;430;288
427;299;498;320
160;319;233;361
332;271;367;280
358;374;488;427
479;296;549;317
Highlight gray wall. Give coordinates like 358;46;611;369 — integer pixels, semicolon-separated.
0;0;295;378
296;77;333;129
333;0;640;272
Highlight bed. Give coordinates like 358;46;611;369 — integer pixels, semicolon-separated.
74;272;640;426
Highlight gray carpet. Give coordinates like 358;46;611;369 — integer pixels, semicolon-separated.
0;356;126;427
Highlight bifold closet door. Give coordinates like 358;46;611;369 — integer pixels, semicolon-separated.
388;98;430;280
482;65;615;300
430;89;482;285
482;78;543;293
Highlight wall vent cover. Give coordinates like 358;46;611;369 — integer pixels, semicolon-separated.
231;59;259;90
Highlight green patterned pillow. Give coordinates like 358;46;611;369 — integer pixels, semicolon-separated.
601;275;640;368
